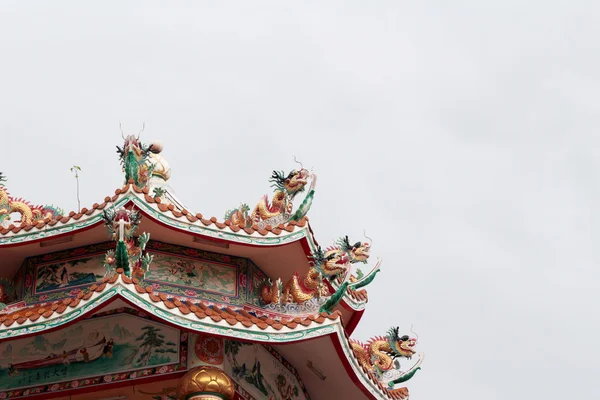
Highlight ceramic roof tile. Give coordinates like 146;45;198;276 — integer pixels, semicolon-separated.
0;182;308;236
0;271;383;386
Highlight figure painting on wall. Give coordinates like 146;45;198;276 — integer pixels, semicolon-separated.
0;311;181;392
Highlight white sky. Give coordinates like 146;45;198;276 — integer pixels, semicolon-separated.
1;1;598;398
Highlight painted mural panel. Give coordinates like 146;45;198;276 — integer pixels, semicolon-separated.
0;309;187;398
224;341;310;400
22;242;114;303
34;255;105;294
145;252;237;296
52;377;180;400
144;241;249;303
21;240;268;307
189;333;310;400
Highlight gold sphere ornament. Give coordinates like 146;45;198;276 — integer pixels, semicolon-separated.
177;366;235;400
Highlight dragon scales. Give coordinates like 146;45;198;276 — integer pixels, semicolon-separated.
350;327;423;388
224;160;316;230
0;172;63;227
259;237;372;305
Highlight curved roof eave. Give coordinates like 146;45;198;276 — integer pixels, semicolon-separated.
0;272;407;400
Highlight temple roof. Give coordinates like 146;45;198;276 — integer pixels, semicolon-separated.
0;269;414;400
0;135;422;399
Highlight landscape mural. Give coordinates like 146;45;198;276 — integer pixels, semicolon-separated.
188;333;310;400
145;252;237;296
21;240;268;307
22;242;115;304
35;255;105;294
0;309;184;395
224;340;310;400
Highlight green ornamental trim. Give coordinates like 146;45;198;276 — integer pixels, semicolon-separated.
0;193;310;247
0;284;337;344
0;283;396;400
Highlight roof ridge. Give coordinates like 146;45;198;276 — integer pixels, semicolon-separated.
0;183;309;238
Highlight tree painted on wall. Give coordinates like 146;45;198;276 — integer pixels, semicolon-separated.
135;326;177;366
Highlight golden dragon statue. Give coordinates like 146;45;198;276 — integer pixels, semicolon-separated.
259;244;350;305
224;158;316;229
0;172;63;226
259;235;375;306
351;326;424;388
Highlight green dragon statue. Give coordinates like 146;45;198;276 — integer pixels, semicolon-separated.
225;158;316;229
102;206;153;279
115;124;158;188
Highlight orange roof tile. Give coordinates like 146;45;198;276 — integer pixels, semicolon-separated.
0;181;309;237
0;268;405;400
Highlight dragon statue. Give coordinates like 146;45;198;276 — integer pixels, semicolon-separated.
350;326;423;387
224;158;316;230
102;206;153;279
116;124;166;189
259;244;350;305
337;235;371;264
0;172;63;227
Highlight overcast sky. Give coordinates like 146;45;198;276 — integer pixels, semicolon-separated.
1;1;597;399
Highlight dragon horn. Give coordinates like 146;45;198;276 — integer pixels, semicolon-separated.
363;229;373;246
293;155;304;170
119;122;125;139
410;324;419;342
137;122;145;139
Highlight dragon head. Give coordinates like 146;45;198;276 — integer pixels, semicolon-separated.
116;124;156;186
310;246;350;279
117;132;147;163
270;168;310;199
338;236;371;264
387;327;418;360
102;207;142;240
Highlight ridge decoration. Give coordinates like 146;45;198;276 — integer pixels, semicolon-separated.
102;206;153;279
225;158;316;230
350;326;423;389
0;172;64;227
258;235;380;314
116;124;163;189
258;243;350;306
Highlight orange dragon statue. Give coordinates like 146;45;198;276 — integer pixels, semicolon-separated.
224;158;316;230
259;244;350;305
351;326;424;388
0;172;63;227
